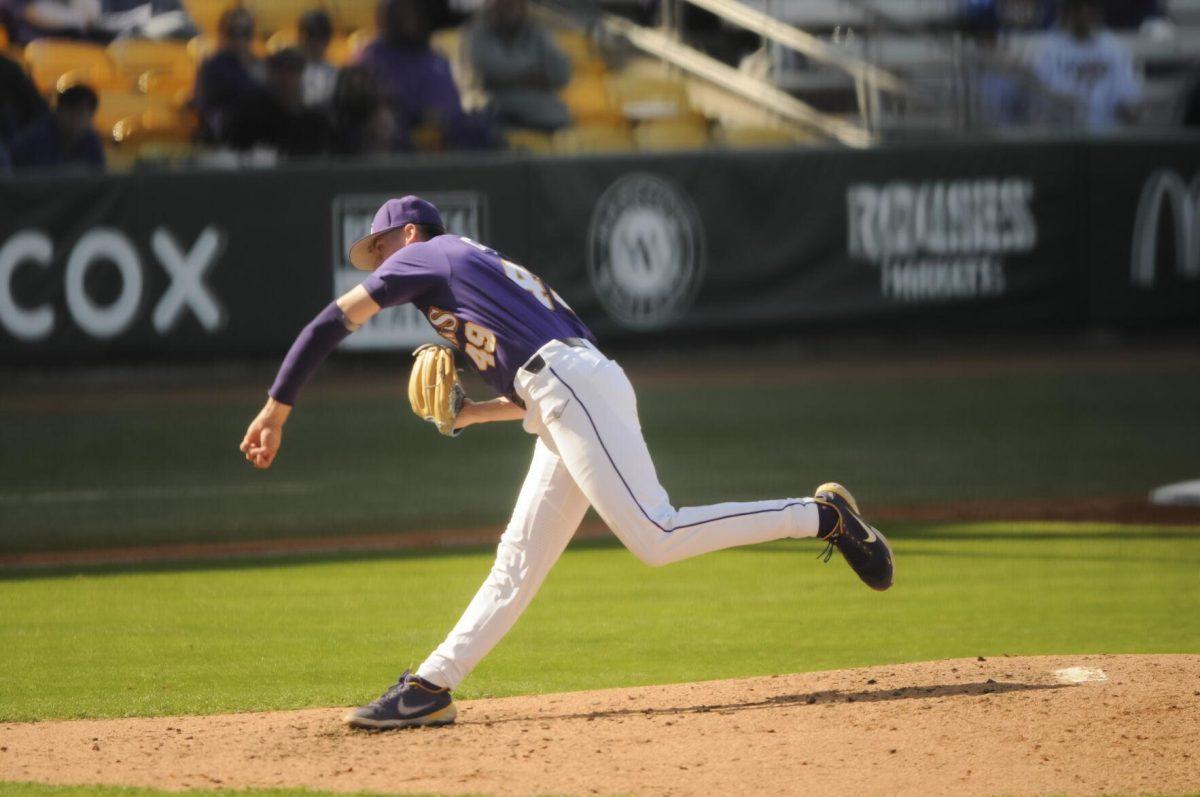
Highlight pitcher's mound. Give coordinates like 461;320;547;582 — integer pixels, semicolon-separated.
2;655;1197;796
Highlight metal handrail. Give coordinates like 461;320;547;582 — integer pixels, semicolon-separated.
601;14;873;147
680;0;909;95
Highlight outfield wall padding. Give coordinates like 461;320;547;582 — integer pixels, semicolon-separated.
0;138;1196;362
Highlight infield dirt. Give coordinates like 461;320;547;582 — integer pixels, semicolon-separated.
2;655;1198;796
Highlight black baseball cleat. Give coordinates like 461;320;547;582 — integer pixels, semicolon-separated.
343;670;457;730
813;482;894;591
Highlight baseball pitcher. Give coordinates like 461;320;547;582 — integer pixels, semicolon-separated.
239;196;894;730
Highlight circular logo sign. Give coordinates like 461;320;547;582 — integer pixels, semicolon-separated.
587;173;705;330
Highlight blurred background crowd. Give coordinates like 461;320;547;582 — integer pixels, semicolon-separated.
1;0;1199;175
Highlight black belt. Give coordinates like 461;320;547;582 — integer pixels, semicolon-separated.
521;337;591;375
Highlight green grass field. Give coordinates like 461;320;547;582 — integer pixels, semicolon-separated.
2;351;1199;554
2;522;1197;723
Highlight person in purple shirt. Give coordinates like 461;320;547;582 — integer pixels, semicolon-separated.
193;7;261;143
239;196;894;730
356;0;494;150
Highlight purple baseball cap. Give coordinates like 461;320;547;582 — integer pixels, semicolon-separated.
348;195;445;270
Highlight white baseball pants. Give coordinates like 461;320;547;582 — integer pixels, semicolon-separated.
416;340;819;689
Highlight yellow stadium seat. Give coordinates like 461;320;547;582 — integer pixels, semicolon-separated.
95;91;173;135
242;0;325;36
329;0;376;33
25;39;120;94
504;127;553;154
717;125;811;149
551;28;605;76
560;73;621;126
633;118;708;152
325;35;351;66
107;39;193;83
187;34;217;63
183;0;236;36
552;123;633;155
137;71;194;105
608;71;691;121
112;106;193;144
110;114;196;166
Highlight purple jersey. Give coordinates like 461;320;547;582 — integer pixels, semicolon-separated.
361;235;595;398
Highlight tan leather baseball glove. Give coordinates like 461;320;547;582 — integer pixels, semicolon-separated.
408;344;465;437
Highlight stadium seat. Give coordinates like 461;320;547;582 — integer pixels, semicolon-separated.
633;118;709;152
95;91;174;135
716;125;808;149
182;0;236;36
25;39;120;94
111;106;193;144
504;127;553;153
137;71;194;106
560;73;622;125
329;0;376;33
0;25;8;51
242;0;325;36
551;123;634;154
551;28;606;76
107;40;193;85
608;71;691;121
325;35;351;66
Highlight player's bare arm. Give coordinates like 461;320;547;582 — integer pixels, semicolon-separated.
455;397;525;429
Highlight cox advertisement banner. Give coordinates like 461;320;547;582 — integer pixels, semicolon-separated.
0;159;526;363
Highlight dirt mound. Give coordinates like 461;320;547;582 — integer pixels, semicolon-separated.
2;655;1197;796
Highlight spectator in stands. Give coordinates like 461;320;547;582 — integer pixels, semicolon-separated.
194;7;262;143
331;65;399;156
298;8;338;110
0;52;48;148
961;0;1032;129
0;0;102;44
464;0;571;132
357;0;495;150
225;47;333;159
9;83;105;172
1030;0;1142;131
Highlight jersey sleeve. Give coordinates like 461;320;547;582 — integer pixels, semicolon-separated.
360;243;449;309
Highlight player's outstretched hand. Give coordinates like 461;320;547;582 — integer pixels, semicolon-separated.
240;398;292;470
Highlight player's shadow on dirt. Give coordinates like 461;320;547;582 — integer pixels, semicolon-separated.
466;681;1067;725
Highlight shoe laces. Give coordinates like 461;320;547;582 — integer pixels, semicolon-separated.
814;498;844;563
370;671;413;707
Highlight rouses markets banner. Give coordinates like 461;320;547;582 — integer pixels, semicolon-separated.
0;139;1196;362
527;144;1084;336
